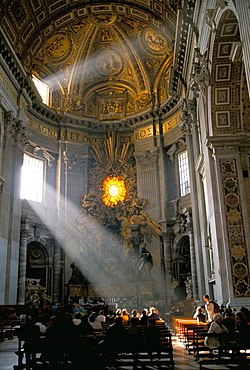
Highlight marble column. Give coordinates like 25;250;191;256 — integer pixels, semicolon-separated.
180;104;201;300
18;226;29;305
53;239;62;304
186;224;199;299
161;229;173;305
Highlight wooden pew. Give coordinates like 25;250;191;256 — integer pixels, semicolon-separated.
13;335;98;369
98;332;174;368
194;331;250;369
0;319;21;340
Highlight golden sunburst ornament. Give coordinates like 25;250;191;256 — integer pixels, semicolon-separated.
102;175;127;207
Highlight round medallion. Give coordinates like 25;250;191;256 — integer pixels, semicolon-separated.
233;263;247;278
225;193;239;207
144;29;167;52
45;35;70;60
95;50;123;76
32;248;42;258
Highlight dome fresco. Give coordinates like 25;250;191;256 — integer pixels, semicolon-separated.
1;0;177;120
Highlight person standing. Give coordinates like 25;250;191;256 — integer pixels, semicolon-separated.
203;295;220;322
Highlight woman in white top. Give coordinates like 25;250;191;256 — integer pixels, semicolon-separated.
73;311;83;325
89;312;102;330
96;310;106;323
35;315;47;334
204;313;228;349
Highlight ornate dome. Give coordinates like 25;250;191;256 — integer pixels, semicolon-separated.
1;0;178;121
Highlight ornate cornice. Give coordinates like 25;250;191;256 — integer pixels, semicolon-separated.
206;135;250;155
168;0;196;97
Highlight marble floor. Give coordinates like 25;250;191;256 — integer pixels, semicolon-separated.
0;335;249;369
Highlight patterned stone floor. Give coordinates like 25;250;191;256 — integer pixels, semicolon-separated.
0;335;249;369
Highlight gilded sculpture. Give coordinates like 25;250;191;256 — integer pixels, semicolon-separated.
74;132;162;283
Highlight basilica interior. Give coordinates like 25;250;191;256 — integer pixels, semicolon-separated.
0;0;250;316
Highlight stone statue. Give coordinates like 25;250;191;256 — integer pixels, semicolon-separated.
25;279;52;306
184;275;193;300
137;244;153;280
170;279;179;301
69;262;86;284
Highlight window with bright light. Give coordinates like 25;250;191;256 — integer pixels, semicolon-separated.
32;75;50;105
178;150;190;197
20;154;44;202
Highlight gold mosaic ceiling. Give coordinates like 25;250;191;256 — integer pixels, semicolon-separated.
0;0;178;121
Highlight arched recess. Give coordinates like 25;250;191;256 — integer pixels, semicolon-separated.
172;234;191;300
209;9;250;136
26;237;53;297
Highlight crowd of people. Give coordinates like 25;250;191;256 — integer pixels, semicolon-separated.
16;302;164;364
192;295;250;350
5;295;250;363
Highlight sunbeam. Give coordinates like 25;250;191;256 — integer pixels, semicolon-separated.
24;181;139;301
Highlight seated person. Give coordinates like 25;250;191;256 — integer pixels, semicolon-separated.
77;315;94;336
18;316;41;365
148;307;160;320
96;310;106;323
144;318;161;358
126;318;144;352
100;316;127;354
58;313;78;337
196;307;206;323
204;313;228;350
139;309;149;326
176;307;184;316
131;309;140;319
222;312;235;333
121;308;130;325
18;315;41;342
234;311;250;335
35;315;47;334
73;312;83;326
234;310;250;348
45;316;60;338
106;310;115;323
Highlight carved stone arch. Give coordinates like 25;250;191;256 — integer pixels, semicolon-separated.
26;237;53;297
171;233;191;300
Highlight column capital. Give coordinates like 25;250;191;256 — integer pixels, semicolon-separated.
4;111;29;147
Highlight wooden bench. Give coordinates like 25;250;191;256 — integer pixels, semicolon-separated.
0;319;21;340
194;331;250;369
98;332;174;368
13;335;99;369
183;325;207;354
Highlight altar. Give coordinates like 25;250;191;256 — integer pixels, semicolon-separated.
67;281;159;309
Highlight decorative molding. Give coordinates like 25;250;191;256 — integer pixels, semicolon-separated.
166;143;178;163
42;150;55;168
206;135;250;156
